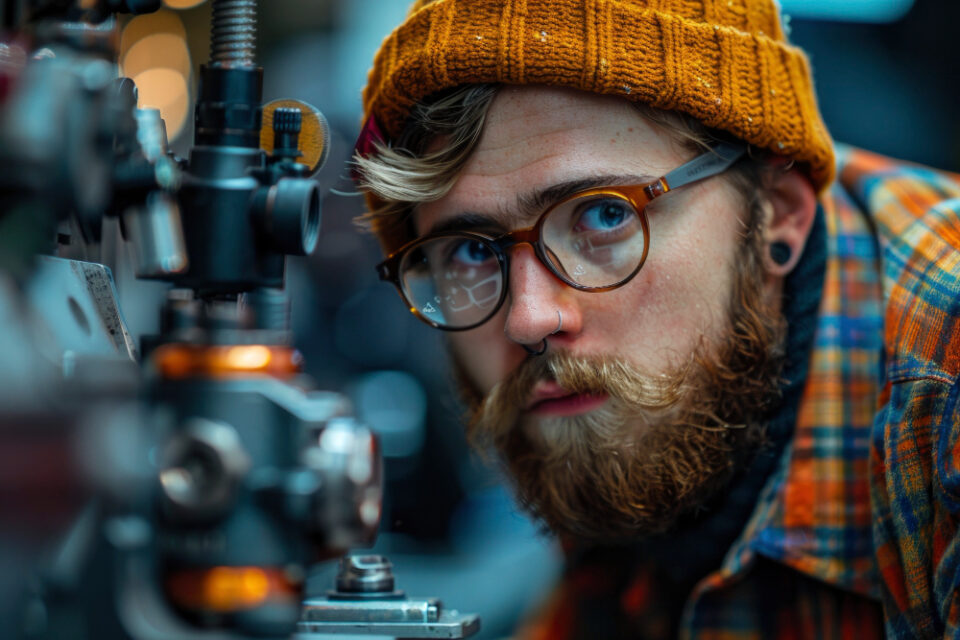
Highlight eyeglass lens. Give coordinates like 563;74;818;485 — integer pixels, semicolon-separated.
399;193;647;328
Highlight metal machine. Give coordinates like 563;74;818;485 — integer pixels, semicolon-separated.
0;1;479;638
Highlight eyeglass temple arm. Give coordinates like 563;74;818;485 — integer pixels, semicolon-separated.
645;141;747;198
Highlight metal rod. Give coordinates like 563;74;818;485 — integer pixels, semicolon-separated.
210;0;257;67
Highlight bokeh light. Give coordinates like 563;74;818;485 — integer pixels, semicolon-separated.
130;68;190;140
120;11;192;140
122;33;191;79
120;10;186;53
163;0;208;9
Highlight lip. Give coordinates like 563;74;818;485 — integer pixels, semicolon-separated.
526;380;609;417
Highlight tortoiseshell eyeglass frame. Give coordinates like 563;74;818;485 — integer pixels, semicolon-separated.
376;141;747;331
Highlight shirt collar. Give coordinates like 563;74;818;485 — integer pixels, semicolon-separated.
707;181;881;599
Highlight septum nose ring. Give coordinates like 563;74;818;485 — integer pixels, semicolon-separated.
522;310;564;356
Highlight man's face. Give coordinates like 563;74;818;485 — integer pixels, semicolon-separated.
417;86;749;388
414;86;783;541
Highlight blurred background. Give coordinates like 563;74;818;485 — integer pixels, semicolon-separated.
109;0;960;637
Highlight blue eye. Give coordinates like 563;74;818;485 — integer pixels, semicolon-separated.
449;239;495;266
574;199;632;232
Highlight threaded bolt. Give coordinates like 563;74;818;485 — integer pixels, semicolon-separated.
210;0;257;67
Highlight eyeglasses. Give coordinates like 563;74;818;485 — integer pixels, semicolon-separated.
377;142;746;331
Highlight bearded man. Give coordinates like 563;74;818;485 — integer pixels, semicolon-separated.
351;1;960;637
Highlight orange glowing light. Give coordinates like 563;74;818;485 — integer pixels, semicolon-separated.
151;344;303;380
122;33;192;79
163;0;208;8
165;566;299;613
225;345;272;370
119;10;192;140
132;68;190;140
204;567;270;611
120;11;187;55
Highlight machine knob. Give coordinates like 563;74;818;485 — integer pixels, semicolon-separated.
273;107;302;134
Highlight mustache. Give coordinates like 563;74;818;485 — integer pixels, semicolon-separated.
508;350;684;403
466;349;689;450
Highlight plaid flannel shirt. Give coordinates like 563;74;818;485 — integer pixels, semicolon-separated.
519;146;960;639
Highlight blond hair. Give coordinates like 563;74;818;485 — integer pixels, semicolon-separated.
354;83;774;255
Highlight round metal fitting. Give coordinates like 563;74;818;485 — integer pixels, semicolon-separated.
301;417;382;548
335;555;395;594
261;178;321;256
158;418;251;521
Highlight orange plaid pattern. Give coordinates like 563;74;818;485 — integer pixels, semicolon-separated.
519;147;960;638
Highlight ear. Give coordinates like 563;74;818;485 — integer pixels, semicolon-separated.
760;166;818;277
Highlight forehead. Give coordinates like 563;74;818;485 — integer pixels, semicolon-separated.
414;86;688;233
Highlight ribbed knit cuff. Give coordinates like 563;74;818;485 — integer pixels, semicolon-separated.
363;0;834;194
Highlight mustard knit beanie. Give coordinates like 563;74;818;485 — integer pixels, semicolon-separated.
361;0;834;207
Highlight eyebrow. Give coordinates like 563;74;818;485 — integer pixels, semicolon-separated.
517;174;652;219
424;173;655;236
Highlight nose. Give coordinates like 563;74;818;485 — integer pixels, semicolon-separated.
502;245;581;349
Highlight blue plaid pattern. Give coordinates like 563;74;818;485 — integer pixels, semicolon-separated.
519;146;960;638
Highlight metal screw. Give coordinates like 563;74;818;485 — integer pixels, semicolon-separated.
335;555;395;594
210;0;257;67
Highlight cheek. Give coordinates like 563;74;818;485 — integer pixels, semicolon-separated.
647;186;741;268
447;319;523;395
599;198;741;366
650;189;742;297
